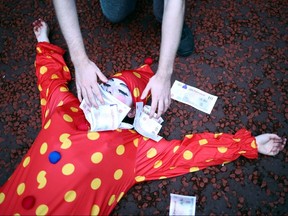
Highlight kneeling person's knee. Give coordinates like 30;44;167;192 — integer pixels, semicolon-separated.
100;0;136;23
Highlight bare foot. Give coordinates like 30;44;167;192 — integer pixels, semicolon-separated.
33;18;49;43
256;134;286;156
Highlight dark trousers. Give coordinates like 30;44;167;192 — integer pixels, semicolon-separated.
99;0;164;23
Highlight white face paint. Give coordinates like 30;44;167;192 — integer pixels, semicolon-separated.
102;78;133;107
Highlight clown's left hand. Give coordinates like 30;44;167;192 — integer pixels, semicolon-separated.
256;134;286;156
141;73;171;118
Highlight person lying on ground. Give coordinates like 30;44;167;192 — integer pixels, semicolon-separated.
0;19;285;216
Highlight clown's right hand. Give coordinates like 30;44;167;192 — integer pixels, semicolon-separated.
74;58;108;107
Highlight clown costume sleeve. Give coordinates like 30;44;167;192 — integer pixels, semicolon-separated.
34;42;88;129
133;130;258;183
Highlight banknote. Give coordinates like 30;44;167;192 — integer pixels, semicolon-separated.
80;84;131;131
81;104;119;131
133;102;163;142
171;80;218;114
142;105;164;124
169;193;196;216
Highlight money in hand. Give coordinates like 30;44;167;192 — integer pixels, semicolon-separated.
133;102;163;142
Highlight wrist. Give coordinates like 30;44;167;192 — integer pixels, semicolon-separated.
155;68;173;81
158;56;175;75
157;64;173;77
71;52;89;66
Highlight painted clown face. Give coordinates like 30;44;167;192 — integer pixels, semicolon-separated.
102;78;133;107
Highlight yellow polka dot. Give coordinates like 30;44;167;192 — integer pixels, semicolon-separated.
108;195;116;206
199;139;208;145
113;72;122;77
218;147;228;153
51;74;59;79
44;119;51;129
40;66;47;75
154;160;162;168
233;138;241;142
70;107;78;112
185;134;193;139
205;159;213;162
40;98;47;106
159;176;167;179
63;114;73;122
38;84;42;91
135;176;145;182
37;171;47;189
91;152;103;164
183;150;193;160
45;109;49;118
117;192;125;202
60;133;72;149
64;190;77;202
0;192;5;204
251;140;257;149
133;138;139;147
214;133;223;138
143;136;149;141
238;151;246;154
40;142;48;155
114;169;123;180
133;72;141;78
60;86;68;92
63;66;69;72
35;204;49;215
189;167;200;172
36;47;42;53
91;178;101;190
87;132;100;140
170;166;176;170
147;148;157;158
173;146;179;153
46;55;52;59
116;145;125;155
116;128;122;132
17;183;25;195
91;205;100;216
129;130;137;134
57;101;64;107
133;88;140;98
223;161;230;165
62;163;75;175
46;88;49;97
23;156;30;168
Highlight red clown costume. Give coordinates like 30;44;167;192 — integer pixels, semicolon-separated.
0;42;258;215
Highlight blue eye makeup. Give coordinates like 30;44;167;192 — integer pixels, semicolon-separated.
103;83;111;87
118;89;128;96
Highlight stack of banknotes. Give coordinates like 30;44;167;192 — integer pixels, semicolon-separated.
80;84;131;131
133;102;163;142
